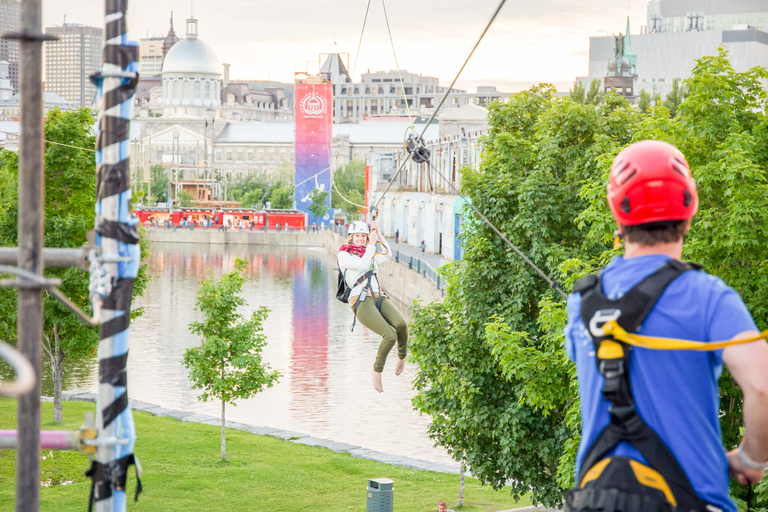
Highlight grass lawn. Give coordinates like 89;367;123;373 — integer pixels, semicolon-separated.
0;398;530;512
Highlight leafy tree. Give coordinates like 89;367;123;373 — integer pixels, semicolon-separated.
331;159;365;211
269;185;293;209
307;187;329;220
663;78;685;117
177;189;194;207
585;78;605;105
239;187;264;208
182;257;281;461
569;80;586;104
410;48;768;507
637;89;651;113
149;164;167;205
0;108;149;421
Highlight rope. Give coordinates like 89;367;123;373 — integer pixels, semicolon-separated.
0;130;97;153
373;0;508;210
332;170;367;209
350;0;372;81
381;0;413;121
425;160;566;297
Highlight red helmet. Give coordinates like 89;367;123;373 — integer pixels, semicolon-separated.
607;140;698;226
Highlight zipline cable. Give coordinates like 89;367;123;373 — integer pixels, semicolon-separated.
381;0;413;121
0;130;97;153
373;0;508;210
425;159;566;297
350;0;372;81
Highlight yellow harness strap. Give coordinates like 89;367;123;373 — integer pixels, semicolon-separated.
602;320;768;351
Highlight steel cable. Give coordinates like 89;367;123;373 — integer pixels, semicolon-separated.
350;0;372;81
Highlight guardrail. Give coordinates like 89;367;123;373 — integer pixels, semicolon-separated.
329;223;443;291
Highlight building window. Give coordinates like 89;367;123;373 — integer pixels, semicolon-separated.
258;149;264;162
236;149;243;162
183;81;189;98
226;150;232;161
247;151;254;162
215;150;221;162
194;82;200;98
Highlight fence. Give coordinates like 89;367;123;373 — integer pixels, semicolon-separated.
329;223;443;291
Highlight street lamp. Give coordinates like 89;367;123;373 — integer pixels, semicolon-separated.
172;129;180;207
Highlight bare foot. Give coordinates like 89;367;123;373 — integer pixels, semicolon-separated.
372;370;383;393
395;358;405;376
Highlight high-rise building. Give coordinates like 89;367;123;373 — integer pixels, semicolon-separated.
0;0;20;94
44;24;103;108
139;12;179;78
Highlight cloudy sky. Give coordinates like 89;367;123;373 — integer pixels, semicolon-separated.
43;0;649;92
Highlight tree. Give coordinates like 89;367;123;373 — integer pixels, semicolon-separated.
663;78;685;118
269;185;293;209
331;160;365;211
149;164;168;205
182;257;281;461
410;48;768;507
585;78;604;105
569;80;586;104
307;187;329;220
239;187;264;208
177;189;194;207
637;89;651;113
0;108;149;421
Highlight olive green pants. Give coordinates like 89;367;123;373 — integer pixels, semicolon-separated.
354;296;408;372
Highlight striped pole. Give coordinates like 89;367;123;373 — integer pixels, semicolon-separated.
87;1;141;511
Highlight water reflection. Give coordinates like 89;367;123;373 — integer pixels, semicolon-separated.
39;242;453;466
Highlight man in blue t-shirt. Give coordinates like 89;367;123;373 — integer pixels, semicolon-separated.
564;141;768;512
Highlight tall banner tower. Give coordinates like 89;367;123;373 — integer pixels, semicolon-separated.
294;75;332;226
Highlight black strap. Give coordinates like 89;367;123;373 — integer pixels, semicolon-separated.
350;270;382;331
86;454;142;512
576;260;708;511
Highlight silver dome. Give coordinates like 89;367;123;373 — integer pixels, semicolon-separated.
162;37;220;76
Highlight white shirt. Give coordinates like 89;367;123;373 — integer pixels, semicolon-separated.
337;241;392;302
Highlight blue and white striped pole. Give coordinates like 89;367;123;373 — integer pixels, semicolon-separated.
87;1;141;510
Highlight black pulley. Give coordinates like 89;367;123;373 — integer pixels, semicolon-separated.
406;133;431;164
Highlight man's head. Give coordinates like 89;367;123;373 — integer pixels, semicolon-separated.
608;140;698;246
437;501;448;512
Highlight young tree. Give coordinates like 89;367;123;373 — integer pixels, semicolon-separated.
585;78;605;105
150;164;168;205
0;108;149;421
269;185;293;209
307;187;329;220
569;80;586;104
637;89;651;113
663;78;685;117
177;189;194;207
182;258;281;461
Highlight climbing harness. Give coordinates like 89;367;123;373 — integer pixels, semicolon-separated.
565;258;763;512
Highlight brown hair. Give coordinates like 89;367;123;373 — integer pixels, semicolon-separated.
437;502;447;507
621;220;687;246
346;233;369;245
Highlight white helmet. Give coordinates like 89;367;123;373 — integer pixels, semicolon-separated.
348;221;369;235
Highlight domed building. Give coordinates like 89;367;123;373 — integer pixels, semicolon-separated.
161;17;221;117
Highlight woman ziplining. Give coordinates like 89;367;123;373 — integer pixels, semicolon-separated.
337;219;408;393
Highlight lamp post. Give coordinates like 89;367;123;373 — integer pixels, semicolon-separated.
171;129;179;207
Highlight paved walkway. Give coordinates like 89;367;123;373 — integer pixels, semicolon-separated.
388;239;444;269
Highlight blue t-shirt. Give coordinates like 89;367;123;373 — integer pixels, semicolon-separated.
565;255;758;512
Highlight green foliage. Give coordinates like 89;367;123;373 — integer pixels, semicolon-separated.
149;164;167;204
569;81;586;104
182;257;281;425
637;89;651;114
410;48;768;507
332;160;366;216
0;108;149;420
176;189;194;207
585;78;605;105
307;187;329;219
269;186;293;209
663;78;686;118
239;187;264;209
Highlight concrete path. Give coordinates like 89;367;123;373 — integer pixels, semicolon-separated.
388;239;444;269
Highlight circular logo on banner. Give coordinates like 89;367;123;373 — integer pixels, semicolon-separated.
300;92;326;117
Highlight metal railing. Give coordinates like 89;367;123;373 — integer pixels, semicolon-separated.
329;224;443;291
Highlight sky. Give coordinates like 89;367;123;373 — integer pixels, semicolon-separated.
42;0;650;92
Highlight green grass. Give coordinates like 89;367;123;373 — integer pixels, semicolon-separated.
0;398;530;511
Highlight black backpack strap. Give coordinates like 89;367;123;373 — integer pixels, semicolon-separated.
576;259;708;512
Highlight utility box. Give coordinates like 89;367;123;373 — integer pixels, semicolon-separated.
366;478;394;512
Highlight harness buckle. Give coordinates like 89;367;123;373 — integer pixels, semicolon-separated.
598;358;625;379
589;308;621;337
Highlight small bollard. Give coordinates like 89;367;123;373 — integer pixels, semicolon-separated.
366;478;394;512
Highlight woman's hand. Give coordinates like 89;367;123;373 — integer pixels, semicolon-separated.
370;220;380;233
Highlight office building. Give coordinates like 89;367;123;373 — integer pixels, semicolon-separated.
0;0;19;93
44;23;103;108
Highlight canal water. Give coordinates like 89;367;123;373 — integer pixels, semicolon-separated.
40;242;455;467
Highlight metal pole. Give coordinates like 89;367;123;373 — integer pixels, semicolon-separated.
16;0;44;509
89;1;141;510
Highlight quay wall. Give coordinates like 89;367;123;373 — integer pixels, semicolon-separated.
144;228;443;307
